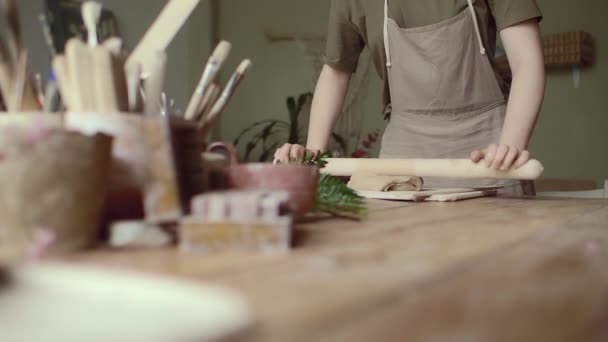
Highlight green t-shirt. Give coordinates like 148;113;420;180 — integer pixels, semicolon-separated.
323;0;542;113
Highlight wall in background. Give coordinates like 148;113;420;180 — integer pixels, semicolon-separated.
531;0;608;183
217;0;385;154
218;0;607;183
21;0;212;109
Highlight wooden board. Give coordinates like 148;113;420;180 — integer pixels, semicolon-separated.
357;188;499;202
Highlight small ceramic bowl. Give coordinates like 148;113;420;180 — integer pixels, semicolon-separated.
206;143;320;219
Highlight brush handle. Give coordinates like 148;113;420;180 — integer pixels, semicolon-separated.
322;158;544;180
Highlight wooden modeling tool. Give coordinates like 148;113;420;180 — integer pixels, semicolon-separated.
143;51;167;114
184;41;232;119
322;158;545;180
200;59;252;138
82;1;102;46
91;46;120;112
126;0;201;76
65;38;95;111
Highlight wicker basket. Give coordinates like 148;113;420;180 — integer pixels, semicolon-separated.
0;128;112;262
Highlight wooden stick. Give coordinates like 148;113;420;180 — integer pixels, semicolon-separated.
65;38;95;112
322;158;545;180
126;0;201;76
143;51;167;114
91;46;119;112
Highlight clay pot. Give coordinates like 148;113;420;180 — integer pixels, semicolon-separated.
0;128;112;262
206;142;320;219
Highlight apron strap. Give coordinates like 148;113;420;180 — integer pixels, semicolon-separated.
384;0;486;69
384;0;392;67
466;0;486;55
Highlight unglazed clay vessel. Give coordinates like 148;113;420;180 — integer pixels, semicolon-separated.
206;142;320;219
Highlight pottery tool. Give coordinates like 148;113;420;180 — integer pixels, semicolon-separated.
322;158;544;180
91;45;119;112
184;41;232;119
65;38;95;111
82;1;103;46
126;0;202;76
200;59;252;136
143;51;167;114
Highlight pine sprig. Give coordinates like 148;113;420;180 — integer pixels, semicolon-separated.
289;150;329;168
288;151;367;217
313;174;367;216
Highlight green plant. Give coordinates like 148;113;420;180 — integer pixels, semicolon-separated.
290;151;367;218
233;92;347;162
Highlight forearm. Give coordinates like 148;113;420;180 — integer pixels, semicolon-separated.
306;64;351;151
499;20;546;149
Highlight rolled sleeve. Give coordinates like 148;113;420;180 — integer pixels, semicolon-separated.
489;0;543;31
323;0;365;72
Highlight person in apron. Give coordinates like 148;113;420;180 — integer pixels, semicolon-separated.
275;0;545;195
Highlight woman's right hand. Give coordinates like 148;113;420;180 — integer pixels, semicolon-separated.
274;144;316;164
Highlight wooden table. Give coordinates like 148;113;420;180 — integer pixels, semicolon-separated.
66;197;608;342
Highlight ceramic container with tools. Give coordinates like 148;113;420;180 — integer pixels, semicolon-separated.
0;121;112;262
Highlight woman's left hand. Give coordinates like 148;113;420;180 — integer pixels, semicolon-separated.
470;144;530;170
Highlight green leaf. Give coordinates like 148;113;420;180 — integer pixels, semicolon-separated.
233;119;283;146
259;142;279;162
314;174;367;216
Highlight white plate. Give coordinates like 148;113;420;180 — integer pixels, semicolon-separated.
0;262;253;342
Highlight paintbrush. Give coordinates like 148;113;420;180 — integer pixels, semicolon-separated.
143;50;167;114
200;59;252;138
189;82;219;121
82;1;103;46
184;41;232;119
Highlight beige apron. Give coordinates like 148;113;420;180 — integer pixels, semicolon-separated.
380;0;532;195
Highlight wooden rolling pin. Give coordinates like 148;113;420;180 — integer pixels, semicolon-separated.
322;158;544;180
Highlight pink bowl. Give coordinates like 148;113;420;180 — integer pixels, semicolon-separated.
221;163;320;219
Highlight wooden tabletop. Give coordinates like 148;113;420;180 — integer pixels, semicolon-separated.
65;197;608;342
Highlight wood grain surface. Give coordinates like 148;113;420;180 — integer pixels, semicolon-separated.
59;197;608;341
